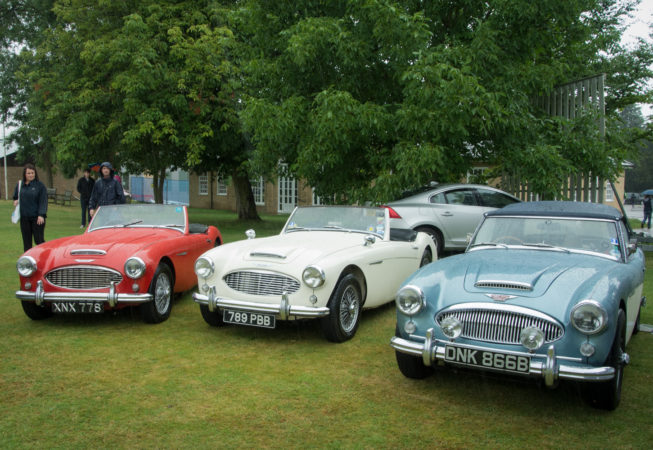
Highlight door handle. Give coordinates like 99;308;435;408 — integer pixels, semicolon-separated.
441;212;453;217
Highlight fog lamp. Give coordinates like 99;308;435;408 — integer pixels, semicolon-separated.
520;326;545;351
440;316;462;339
580;341;596;357
202;284;209;293
25;282;32;290
132;283;139;292
309;294;318;305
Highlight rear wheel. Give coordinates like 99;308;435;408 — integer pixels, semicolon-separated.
581;309;626;410
419;248;432;267
140;263;173;324
21;301;53;320
415;226;443;257
200;304;226;327
321;274;362;342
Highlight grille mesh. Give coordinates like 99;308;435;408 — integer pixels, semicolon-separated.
436;307;563;345
46;266;123;290
475;281;532;291
224;271;300;296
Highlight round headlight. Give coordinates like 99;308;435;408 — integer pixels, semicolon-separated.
195;257;215;279
124;257;146;279
520;326;545;351
440;315;462;339
302;265;325;288
17;256;37;277
395;285;424;316
570;300;608;335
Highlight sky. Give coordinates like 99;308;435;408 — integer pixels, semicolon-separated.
621;0;653;117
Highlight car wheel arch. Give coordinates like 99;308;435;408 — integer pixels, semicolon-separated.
158;256;176;287
414;225;444;254
337;265;367;307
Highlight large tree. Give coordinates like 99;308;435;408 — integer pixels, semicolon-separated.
237;0;653;203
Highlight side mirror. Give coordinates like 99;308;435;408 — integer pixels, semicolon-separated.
245;229;256;240
628;238;638;256
364;235;376;246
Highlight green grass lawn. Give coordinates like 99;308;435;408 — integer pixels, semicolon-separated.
1;200;652;448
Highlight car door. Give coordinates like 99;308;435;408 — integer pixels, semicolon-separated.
430;188;483;249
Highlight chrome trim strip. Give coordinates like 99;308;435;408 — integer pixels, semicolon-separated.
193;292;330;318
390;329;611;386
475;279;532;291
71;249;107;255
250;252;287;259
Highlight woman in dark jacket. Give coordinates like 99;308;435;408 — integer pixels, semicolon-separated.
13;163;48;251
88;161;126;216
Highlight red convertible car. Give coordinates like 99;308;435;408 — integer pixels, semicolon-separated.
15;204;221;323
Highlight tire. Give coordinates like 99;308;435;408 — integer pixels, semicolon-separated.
200;304;226;327
415;226;443;257
419;248;432;267
581;309;626;410
21;301;53;320
321;274;362;342
395;328;433;379
140;263;173;324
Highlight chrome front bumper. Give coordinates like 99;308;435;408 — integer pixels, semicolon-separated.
390;328;620;387
193;287;330;320
16;280;153;307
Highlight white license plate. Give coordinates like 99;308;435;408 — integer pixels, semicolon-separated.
444;345;530;374
223;309;275;329
51;301;104;314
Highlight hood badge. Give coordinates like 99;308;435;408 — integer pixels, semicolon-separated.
485;293;518;302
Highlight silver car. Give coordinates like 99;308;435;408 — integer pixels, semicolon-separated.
384;184;520;254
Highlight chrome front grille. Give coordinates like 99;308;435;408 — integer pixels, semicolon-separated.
436;305;563;345
46;266;123;290
224;270;301;296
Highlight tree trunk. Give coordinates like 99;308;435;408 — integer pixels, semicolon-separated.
152;168;166;204
232;169;261;221
42;148;54;188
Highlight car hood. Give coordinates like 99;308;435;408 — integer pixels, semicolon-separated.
406;248;620;319
25;228;181;265
205;231;376;269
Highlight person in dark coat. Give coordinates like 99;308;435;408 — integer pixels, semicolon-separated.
77;168;95;228
89;162;126;216
642;195;652;230
12;163;48;252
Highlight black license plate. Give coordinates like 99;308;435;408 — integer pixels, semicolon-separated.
51;301;104;314
223;309;276;329
444;345;530;374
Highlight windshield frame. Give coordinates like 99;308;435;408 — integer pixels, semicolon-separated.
88;204;188;234
467;214;624;261
282;206;389;239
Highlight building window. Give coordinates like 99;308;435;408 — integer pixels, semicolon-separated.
217;177;227;196
199;174;208;195
605;182;614;202
251;177;265;205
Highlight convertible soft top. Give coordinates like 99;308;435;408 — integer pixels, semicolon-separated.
486;201;622;220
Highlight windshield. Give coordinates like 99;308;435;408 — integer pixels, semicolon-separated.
89;204;187;232
470;216;621;258
284;206;388;238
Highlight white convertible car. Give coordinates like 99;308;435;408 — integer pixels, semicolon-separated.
193;206;437;342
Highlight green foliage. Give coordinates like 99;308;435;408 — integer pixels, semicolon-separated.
238;0;653;202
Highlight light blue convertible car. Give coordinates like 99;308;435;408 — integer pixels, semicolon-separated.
391;201;646;410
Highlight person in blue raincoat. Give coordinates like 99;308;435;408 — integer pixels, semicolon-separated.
88;162;126;217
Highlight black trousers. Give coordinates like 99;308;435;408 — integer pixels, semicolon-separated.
20;216;45;252
80;196;91;226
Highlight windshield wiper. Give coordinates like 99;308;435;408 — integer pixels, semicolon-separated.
522;242;570;252
469;242;508;249
161;224;184;228
286;226;308;232
322;225;344;230
122;220;143;227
